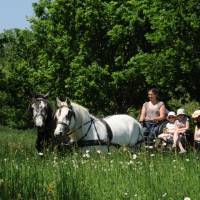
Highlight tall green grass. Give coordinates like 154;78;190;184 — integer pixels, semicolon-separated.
0;126;199;200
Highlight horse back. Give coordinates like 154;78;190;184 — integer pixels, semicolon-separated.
104;114;143;146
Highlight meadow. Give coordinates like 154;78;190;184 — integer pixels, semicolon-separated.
0;126;199;200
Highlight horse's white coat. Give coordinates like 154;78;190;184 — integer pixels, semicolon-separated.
54;100;143;147
32;100;47;127
35;115;43;127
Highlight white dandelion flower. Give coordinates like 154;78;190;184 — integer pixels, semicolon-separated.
184;197;191;200
132;154;137;159
162;192;167;197
53;156;57;160
129;160;134;165
119;161;123;165
96;150;101;154
83;153;90;158
86;149;90;154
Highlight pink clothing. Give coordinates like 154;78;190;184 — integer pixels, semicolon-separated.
175;117;189;129
194;126;200;141
143;101;164;121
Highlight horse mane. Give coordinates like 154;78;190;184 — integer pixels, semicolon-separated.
46;102;54;124
71;102;91;126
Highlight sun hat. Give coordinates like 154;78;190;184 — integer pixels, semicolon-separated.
167;111;176;117
177;108;186;116
192;110;200;118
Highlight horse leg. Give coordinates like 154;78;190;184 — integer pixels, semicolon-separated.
35;132;45;156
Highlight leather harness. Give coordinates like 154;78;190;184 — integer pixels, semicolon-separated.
57;107;120;149
57;106;142;149
76;117;119;149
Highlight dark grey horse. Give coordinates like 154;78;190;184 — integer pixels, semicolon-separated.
30;93;56;155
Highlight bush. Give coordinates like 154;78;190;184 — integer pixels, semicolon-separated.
167;98;200;116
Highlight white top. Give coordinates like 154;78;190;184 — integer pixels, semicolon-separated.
166;122;176;134
175;117;189;128
194;126;200;141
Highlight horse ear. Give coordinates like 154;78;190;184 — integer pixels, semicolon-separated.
32;93;36;98
56;97;62;107
29;97;36;112
66;97;71;106
44;92;50;99
32;97;36;103
27;102;32;113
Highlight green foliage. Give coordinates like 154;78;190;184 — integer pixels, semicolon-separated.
0;29;36;128
1;0;200;128
167;98;200;116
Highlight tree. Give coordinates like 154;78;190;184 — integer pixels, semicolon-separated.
0;29;36;127
1;0;200;128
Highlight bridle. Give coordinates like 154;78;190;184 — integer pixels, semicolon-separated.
33;112;47;120
32;98;48;123
55;105;115;149
56;105;76;133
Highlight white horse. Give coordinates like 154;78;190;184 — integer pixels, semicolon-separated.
54;98;143;150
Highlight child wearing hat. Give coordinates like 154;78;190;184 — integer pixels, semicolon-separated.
172;108;189;153
158;111;176;146
192;110;200;150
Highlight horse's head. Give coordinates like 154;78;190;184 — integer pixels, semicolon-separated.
54;97;76;137
30;93;49;128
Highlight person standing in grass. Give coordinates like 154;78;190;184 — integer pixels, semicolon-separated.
192;110;200;151
172;108;189;153
139;88;167;145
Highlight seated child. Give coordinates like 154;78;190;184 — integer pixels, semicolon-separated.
192;110;200;151
172;108;189;153
158;111;176;146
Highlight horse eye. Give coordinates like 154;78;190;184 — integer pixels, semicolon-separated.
65;114;69;120
66;111;71;119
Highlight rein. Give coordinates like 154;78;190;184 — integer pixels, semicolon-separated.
57;111;115;149
33;113;47;121
77;117;94;142
76;116;116;150
58;118;93;137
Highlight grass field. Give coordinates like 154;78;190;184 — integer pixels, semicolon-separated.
0;126;199;200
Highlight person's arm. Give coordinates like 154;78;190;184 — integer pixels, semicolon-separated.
176;120;189;133
194;127;197;141
152;104;166;122
139;104;146;123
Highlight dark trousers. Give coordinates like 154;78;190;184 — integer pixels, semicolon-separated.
194;141;200;151
142;121;161;145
